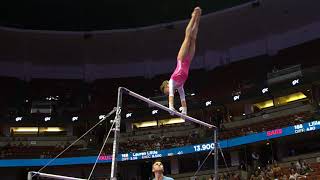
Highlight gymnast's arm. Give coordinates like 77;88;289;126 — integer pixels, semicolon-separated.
177;86;187;115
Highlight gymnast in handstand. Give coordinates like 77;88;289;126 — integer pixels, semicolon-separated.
160;7;201;115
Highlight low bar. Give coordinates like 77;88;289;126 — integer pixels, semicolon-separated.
28;171;87;180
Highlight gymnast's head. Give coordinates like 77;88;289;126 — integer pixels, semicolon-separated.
160;80;169;95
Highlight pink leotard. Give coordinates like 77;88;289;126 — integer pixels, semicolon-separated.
170;56;191;87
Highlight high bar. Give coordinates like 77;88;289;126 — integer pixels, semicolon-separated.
120;87;216;129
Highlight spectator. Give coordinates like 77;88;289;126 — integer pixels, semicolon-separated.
265;165;274;180
288;168;306;180
295;160;302;174
249;170;263;180
272;161;282;178
233;173;241;180
294;115;304;123
252;151;260;170
239;161;247;171
301;160;313;175
281;174;288;180
219;174;225;180
290;162;296;171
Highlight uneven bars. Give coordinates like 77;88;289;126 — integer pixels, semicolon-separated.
121;87;216;129
28;171;87;180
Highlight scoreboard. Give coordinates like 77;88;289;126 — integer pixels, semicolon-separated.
0;120;319;167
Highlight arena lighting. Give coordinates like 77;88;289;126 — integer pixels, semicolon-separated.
13;127;64;133
254;100;274;109
159;117;185;124
44;117;51;122
233;95;240;101
134;121;157;128
10;127;63;133
45;96;59;101
284;92;306;103
292;79;300;86
99;115;106;120
43;127;63;132
72;116;78;122
274;92;307;105
133;118;186;128
126;113;132;118
15;117;22;122
205;101;212;106
13;127;38;132
262;88;269;94
152;110;158;115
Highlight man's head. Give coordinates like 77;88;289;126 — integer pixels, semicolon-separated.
160;80;169;95
152;160;164;173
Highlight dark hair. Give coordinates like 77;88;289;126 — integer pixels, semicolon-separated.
153;159;162;164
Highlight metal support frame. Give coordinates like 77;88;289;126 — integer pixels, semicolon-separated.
28;108;117;180
110;87;123;179
27;87;218;180
214;130;218;180
110;87;218;179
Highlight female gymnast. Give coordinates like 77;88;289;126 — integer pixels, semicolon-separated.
160;7;201;115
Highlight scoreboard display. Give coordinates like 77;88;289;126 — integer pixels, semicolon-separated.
0;120;319;167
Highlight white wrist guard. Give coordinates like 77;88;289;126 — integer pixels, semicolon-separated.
181;107;187;115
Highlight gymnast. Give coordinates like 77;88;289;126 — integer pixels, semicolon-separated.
160;7;202;115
